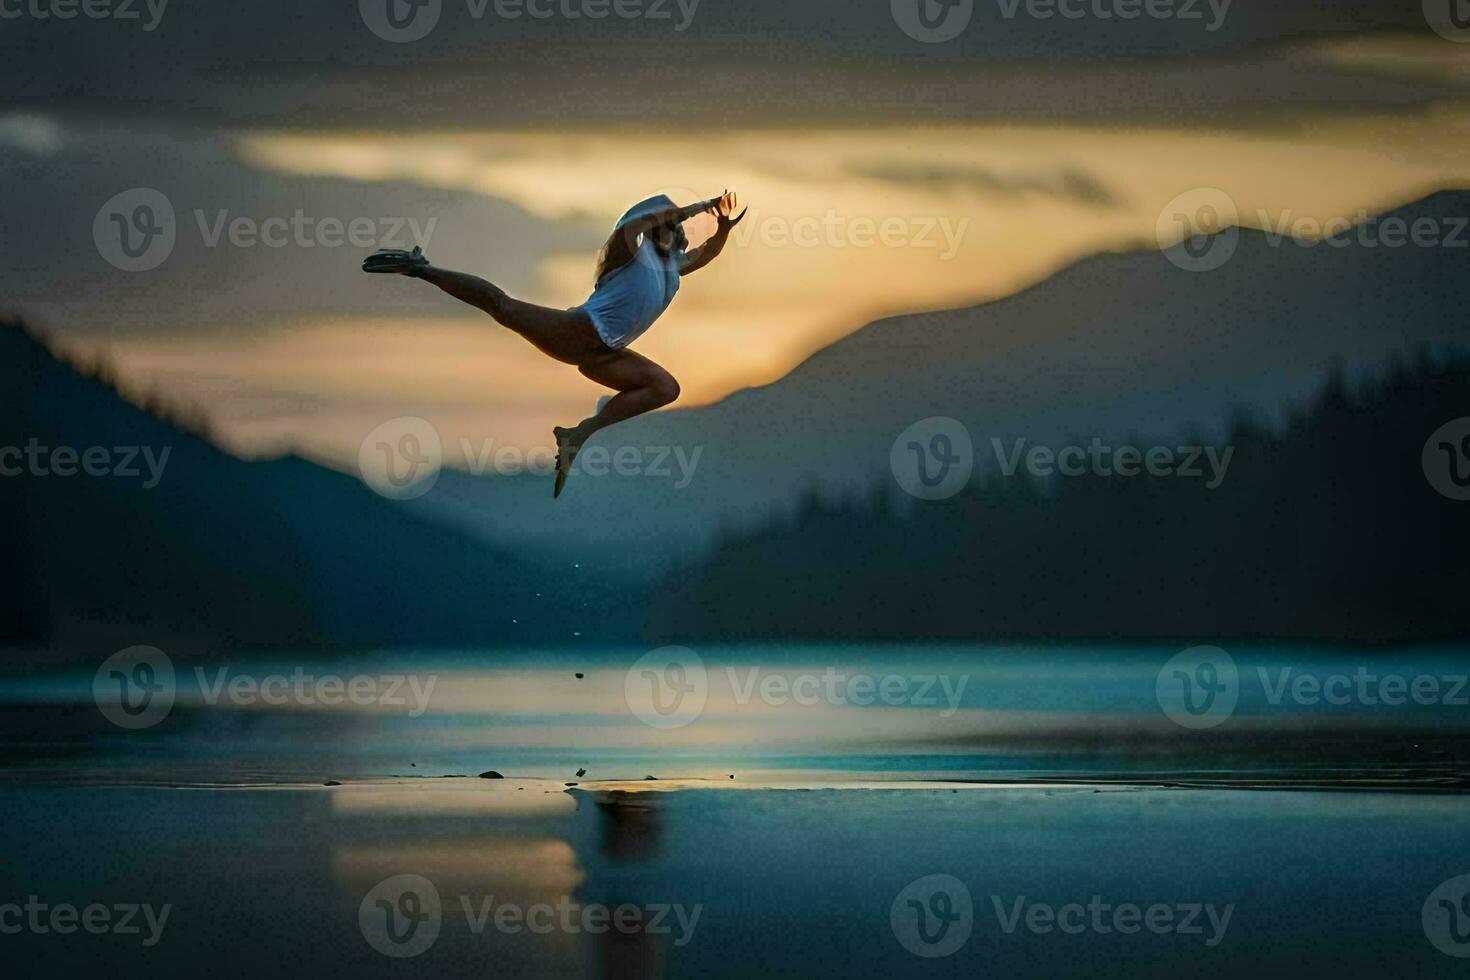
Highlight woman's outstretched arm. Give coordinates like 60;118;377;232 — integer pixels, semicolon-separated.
681;192;747;276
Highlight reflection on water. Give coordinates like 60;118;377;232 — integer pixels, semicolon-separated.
596;791;664;862
2;779;1470;977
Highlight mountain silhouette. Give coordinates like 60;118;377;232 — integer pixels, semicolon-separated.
0;323;635;660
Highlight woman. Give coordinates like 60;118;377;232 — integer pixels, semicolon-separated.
363;192;746;498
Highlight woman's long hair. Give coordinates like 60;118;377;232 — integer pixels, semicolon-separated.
594;195;688;284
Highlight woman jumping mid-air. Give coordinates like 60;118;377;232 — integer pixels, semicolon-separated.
362;191;746;498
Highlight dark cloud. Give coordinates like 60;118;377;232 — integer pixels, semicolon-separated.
0;0;1449;128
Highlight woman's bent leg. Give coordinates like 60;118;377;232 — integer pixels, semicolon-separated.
551;348;681;496
571;349;681;439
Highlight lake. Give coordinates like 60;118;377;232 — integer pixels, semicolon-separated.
1;644;1468;977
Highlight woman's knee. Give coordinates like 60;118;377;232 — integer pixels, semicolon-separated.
649;370;681;407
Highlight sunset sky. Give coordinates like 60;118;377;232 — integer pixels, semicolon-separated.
4;3;1468;466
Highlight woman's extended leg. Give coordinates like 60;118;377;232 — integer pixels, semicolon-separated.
413;265;609;365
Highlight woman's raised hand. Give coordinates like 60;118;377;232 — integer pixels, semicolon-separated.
711;190;747;228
